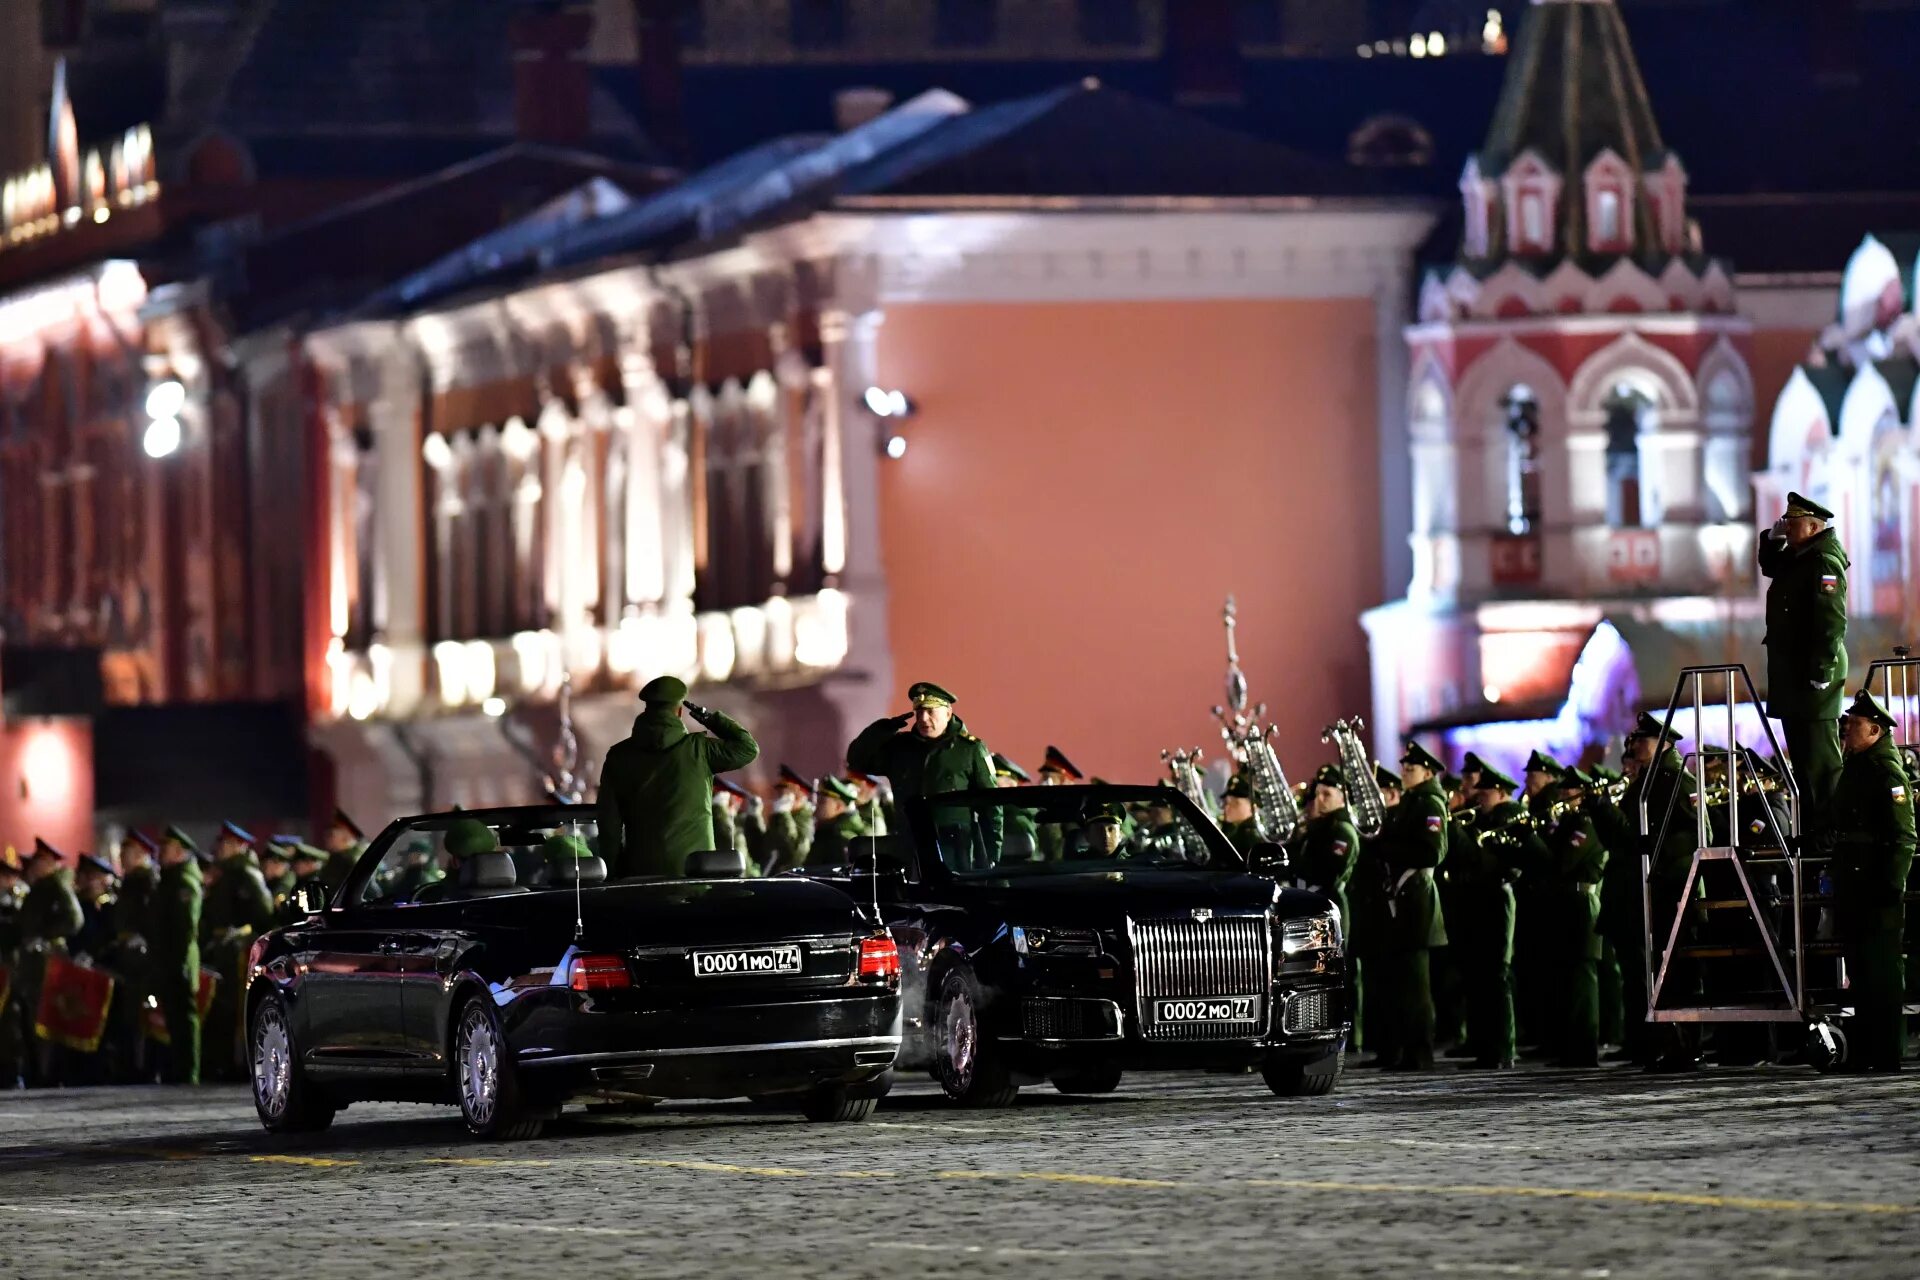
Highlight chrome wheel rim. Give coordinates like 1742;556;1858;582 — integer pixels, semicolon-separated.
942;986;978;1086
458;1006;500;1126
252;1004;292;1118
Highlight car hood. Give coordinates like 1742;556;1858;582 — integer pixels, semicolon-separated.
941;868;1331;924
459;876;866;946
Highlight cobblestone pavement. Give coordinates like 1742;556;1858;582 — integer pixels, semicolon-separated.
0;1063;1915;1279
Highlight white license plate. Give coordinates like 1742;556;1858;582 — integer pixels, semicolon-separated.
1154;996;1260;1023
691;945;803;977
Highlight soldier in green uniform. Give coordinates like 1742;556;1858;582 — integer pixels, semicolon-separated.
1542;769;1608;1067
712;778;762;872
760;766;815;875
152;827;203;1084
17;841;85;1084
200;823;276;1080
1217;773;1264;857
1625;713;1705;1072
1369;743;1449;1070
106;832;160;1082
1293;764;1359;933
846;682;999;867
1458;767;1530;1069
321;809;366;893
1587;747;1643;1062
598;676;760;879
846;773;893;838
807;777;870;868
1433;771;1473;1055
1033;747;1082;861
1759;491;1850;808
287;843;327;901
994;755;1041;862
258;841;297;914
1823;690;1916;1072
1512;749;1563;1052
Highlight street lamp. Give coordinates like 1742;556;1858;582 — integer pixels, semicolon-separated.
143;378;184;459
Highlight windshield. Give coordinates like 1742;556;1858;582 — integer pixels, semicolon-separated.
909;787;1241;877
357;810;603;907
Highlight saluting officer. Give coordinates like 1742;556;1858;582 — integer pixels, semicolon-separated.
1759;491;1851;807
1372;742;1450;1071
597;676;760;879
1823;690;1916;1072
761;766;815;875
847;682;999;866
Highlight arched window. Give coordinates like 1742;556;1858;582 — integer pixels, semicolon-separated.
1503;384;1541;535
1602;382;1652;528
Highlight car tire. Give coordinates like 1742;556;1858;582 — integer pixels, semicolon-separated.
249;991;336;1134
1051;1064;1123;1095
800;1085;878;1122
1261;1043;1345;1098
933;967;1019;1108
453;995;547;1141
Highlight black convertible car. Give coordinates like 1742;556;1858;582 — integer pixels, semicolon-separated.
244;806;901;1140
796;785;1347;1106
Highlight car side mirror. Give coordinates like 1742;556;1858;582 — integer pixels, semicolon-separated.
292;878;330;916
1250;841;1290;872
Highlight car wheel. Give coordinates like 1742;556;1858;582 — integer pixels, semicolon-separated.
454;996;547;1141
800;1085;878;1122
1262;1042;1345;1098
250;992;335;1134
1051;1064;1123;1095
933;967;1018;1108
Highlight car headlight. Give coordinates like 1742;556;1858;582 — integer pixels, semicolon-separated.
1010;925;1101;956
1281;911;1341;956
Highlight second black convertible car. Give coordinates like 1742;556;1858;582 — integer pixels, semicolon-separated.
798;785;1348;1106
245;806;901;1140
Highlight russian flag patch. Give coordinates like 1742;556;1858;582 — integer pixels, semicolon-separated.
1571;831;1587;846
1425;814;1445;831
1332;840;1350;855
1895;786;1908;804
1820;574;1839;594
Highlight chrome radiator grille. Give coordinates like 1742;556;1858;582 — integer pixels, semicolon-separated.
1128;914;1271;1041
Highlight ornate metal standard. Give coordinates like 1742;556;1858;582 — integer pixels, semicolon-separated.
1209;596;1303;845
1321;716;1385;839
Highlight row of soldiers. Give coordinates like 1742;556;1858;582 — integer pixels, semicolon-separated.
0;812;368;1089
1251;687;1914;1074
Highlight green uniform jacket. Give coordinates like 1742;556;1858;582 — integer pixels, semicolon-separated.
201;855;276;950
112;864;157;943
598;705;760;879
19;871;84;948
1827;734;1918;933
1547;810;1608;960
1589;795;1641;942
1638;749;1700;884
1293;809;1359;925
1380;778;1448;950
1458;801;1530;965
1219;817;1265;859
805;811;870;868
762;807;814;874
265;869;297;913
151;860;203;981
846;714;1000;855
1758;528;1849;722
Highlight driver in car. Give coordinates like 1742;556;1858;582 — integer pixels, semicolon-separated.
1084;808;1128;860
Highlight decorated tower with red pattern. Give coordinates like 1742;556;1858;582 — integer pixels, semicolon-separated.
1363;0;1758;772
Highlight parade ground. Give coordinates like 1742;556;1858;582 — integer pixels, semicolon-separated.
0;1065;1914;1279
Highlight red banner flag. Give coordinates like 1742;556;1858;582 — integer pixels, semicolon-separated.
34;952;115;1053
141;968;220;1045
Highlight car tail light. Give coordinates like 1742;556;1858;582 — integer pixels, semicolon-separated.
857;935;900;981
568;953;632;992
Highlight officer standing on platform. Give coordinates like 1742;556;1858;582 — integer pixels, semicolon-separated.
1759;491;1850;807
1824;690;1916;1072
152;827;203;1085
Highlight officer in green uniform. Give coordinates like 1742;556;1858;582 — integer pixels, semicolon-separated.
200;823;275;1081
287;843;328;903
258;841;297;914
807;777;870;868
1217;772;1265;857
1543;769;1608;1067
712;778;762;873
1292;764;1359;932
1370;742;1449;1070
1458;767;1529;1068
847;682;999;867
760;766;815;875
107;831;161;1080
1823;690;1916;1071
1512;749;1563;1050
1033;747;1082;861
846;773;893;838
1759;491;1850;808
152;827;203;1084
321;809;366;893
17;841;85;1083
598;676;760;878
1587;747;1641;1061
1431;770;1473;1055
994;755;1040;862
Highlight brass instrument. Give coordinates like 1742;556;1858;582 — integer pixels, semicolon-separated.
1161;747;1215;818
1208;596;1304;845
1322;716;1386;838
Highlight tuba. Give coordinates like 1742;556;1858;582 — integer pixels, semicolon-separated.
1322;716;1386;838
1209;597;1304;846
